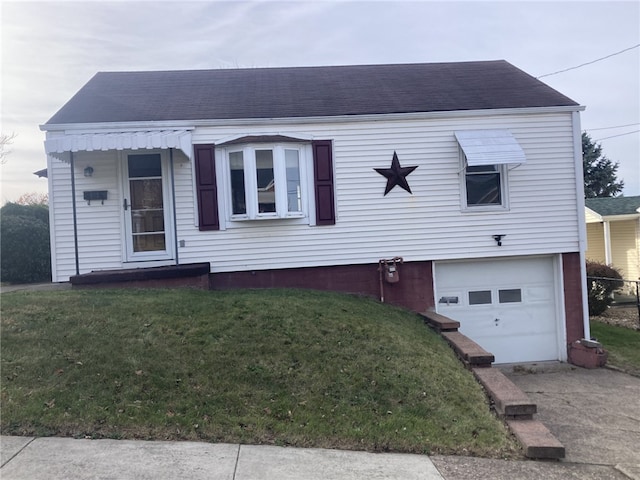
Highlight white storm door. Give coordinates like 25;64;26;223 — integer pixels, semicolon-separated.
435;257;561;364
123;153;173;262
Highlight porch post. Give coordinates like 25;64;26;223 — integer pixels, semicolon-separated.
170;148;179;265
70;151;80;275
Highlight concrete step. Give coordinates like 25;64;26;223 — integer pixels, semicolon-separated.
420;311;460;332
507;419;565;459
441;331;494;367
472;367;536;418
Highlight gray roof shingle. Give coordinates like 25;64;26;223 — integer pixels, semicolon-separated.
585;196;640;217
45;61;579;125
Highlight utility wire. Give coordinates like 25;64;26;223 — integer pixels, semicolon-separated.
537;44;640;79
594;129;640;141
586;122;640;131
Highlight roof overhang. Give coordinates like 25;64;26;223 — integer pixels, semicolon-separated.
44;129;193;161
585;207;603;223
455;129;526;167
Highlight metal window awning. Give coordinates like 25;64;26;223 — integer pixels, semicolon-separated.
455;130;526;167
44;130;193;161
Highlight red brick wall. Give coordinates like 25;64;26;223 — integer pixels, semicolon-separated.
562;252;585;344
211;261;435;312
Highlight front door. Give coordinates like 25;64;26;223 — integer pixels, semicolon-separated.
123;153;173;262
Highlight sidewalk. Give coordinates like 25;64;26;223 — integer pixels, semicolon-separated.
2;437;442;480
0;433;635;480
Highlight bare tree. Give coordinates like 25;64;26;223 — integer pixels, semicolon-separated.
0;132;17;165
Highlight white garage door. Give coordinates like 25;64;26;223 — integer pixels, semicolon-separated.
435;256;562;364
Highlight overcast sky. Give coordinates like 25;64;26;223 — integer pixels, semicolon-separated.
1;0;639;203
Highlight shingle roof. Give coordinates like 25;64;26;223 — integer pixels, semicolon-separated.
585;196;640;217
45;61;579;125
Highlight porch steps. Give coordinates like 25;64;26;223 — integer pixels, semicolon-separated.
420;310;565;459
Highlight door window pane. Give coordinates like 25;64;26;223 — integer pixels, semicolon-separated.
499;289;522;303
285;149;301;212
130;179;163;209
256;149;275;213
128;154;162;178
230;151;246;215
133;234;166;252
469;290;492;305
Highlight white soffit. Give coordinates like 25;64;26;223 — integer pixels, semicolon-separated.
44;130;193;161
455;129;526;166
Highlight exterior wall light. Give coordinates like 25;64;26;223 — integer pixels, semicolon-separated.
493;234;506;246
84;166;94;177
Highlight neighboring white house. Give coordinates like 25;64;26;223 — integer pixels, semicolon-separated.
585;196;640;292
41;61;588;363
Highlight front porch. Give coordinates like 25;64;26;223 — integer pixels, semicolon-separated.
70;262;210;290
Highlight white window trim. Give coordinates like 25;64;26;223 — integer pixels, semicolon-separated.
219;142;312;226
459;151;510;212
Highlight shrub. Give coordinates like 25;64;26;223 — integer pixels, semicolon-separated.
586;261;624;316
1;203;51;284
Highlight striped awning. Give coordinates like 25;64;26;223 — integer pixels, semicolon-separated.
455;129;526;167
44;130;193;161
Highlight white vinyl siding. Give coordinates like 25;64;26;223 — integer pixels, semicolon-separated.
49;111;581;281
180;112;579;273
48;151;124;280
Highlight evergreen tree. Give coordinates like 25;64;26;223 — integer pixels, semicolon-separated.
582;132;624;198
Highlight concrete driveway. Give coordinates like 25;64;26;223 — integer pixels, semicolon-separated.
430;364;640;479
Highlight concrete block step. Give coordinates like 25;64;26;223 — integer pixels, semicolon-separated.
472;367;536;418
507;419;565;459
441;331;494;367
420;312;460;332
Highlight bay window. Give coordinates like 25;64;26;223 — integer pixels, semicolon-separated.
225;143;308;220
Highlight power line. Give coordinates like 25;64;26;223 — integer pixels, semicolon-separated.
586;122;640;131
537;44;640;79
594;129;640;141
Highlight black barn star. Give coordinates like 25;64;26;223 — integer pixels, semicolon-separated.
374;151;418;195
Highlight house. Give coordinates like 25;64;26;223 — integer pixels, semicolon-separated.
41;61;588;364
585;196;640;291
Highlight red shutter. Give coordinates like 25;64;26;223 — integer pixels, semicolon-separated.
194;144;219;231
312;140;336;226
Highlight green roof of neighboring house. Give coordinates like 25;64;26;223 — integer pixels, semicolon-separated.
585;196;640;217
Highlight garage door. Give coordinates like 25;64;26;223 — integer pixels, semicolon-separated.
434;256;562;364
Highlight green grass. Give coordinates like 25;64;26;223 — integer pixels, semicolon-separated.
590;321;640;376
1;288;519;457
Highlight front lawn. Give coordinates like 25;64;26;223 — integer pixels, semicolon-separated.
1;288;519;457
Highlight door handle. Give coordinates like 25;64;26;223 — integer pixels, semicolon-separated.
494;318;500;326
123;198;129;211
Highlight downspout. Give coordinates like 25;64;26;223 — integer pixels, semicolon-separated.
572;111;590;340
70;151;80;275
169;148;179;265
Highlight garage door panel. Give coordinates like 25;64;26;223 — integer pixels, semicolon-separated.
435;256;560;364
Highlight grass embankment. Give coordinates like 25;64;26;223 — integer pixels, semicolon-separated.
1;288;518;457
591;320;640;376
